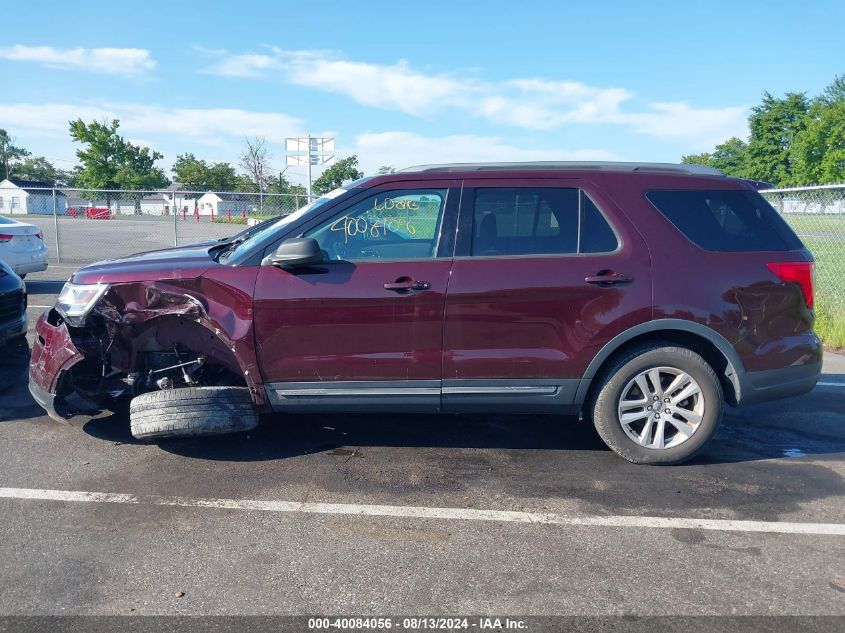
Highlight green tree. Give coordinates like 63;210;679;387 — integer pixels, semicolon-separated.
377;165;396;175
682;137;749;178
791;75;845;184
0;129;30;181
10;156;58;184
172;153;209;190
206;162;241;191
819;74;845;106
312;156;364;195
172;153;242;191
266;173;308;209
268;171;292;194
69;118;168;212
745;92;810;185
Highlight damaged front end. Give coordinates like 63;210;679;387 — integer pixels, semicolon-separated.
29;276;262;423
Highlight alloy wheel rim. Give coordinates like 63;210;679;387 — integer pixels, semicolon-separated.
617;366;705;450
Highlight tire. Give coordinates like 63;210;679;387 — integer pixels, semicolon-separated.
591;343;723;465
129;386;258;440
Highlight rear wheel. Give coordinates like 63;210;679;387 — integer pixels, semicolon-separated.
591;344;723;465
129;386;258;440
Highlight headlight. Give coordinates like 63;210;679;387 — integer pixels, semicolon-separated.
55;282;109;322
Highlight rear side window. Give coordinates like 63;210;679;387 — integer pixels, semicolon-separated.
646;189;803;252
471;188;618;256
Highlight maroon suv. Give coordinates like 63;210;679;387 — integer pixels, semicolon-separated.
29;162;821;464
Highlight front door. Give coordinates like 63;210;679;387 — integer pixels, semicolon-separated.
442;179;652;412
253;182;459;411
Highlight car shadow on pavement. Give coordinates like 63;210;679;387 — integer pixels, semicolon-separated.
83;409;611;456
81;398;845;467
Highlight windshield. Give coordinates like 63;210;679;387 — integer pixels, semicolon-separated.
220;187;348;261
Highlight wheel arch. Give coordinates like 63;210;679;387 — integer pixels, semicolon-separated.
575;319;744;410
119;314;268;406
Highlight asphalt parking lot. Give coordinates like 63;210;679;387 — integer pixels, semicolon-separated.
24;216;246;264
0;264;843;616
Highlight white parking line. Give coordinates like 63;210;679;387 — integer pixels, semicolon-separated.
27;305;53;309
816;382;845;388
0;486;843;536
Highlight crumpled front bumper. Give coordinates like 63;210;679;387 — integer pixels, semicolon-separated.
28;311;85;422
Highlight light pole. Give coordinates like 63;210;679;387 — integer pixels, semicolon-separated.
285;136;335;198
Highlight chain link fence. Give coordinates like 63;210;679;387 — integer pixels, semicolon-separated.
761;184;845;345
0;187;310;264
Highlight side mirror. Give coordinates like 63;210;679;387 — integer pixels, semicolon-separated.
267;238;323;269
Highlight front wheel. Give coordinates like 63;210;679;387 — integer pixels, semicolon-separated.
129;386;258;440
591;344;723;465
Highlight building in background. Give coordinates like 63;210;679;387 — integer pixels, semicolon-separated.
0;179;67;215
195;192;252;217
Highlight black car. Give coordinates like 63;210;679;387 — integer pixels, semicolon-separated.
0;260;27;347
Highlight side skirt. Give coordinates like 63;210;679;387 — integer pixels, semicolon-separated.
264;379;579;414
265;380;440;412
442;379;579;413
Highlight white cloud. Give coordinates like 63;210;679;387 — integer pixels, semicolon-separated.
207;48;470;116
0;102;303;145
0;45;155;76
211;53;278;78
0;100;618;179
615;102;750;150
0;102;306;173
204;47;748;146
351;131;620;174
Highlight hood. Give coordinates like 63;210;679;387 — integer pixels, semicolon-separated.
71;245;219;285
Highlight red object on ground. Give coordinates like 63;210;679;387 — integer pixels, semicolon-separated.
182;207;187;221
85;207;111;220
227;208;231;223
241;209;246;220
195;205;199;223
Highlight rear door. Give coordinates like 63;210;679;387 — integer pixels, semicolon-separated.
442;178;652;412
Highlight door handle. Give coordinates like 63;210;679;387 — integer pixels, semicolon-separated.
585;270;633;286
384;278;431;292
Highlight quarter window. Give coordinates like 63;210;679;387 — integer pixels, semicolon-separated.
470;188;617;256
646;189;803;252
305;189;447;261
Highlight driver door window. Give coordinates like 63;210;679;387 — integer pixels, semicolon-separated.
305;189;448;261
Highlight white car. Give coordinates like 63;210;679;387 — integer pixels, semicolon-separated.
0;215;48;278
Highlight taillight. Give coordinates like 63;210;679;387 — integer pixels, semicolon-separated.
767;261;815;309
0;234;12;242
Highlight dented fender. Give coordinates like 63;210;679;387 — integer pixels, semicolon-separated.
91;267;266;405
29;311;84;394
29;261;268;413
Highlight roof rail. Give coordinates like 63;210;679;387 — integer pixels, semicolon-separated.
398;161;723;176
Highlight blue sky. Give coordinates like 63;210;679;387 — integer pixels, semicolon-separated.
1;0;843;186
